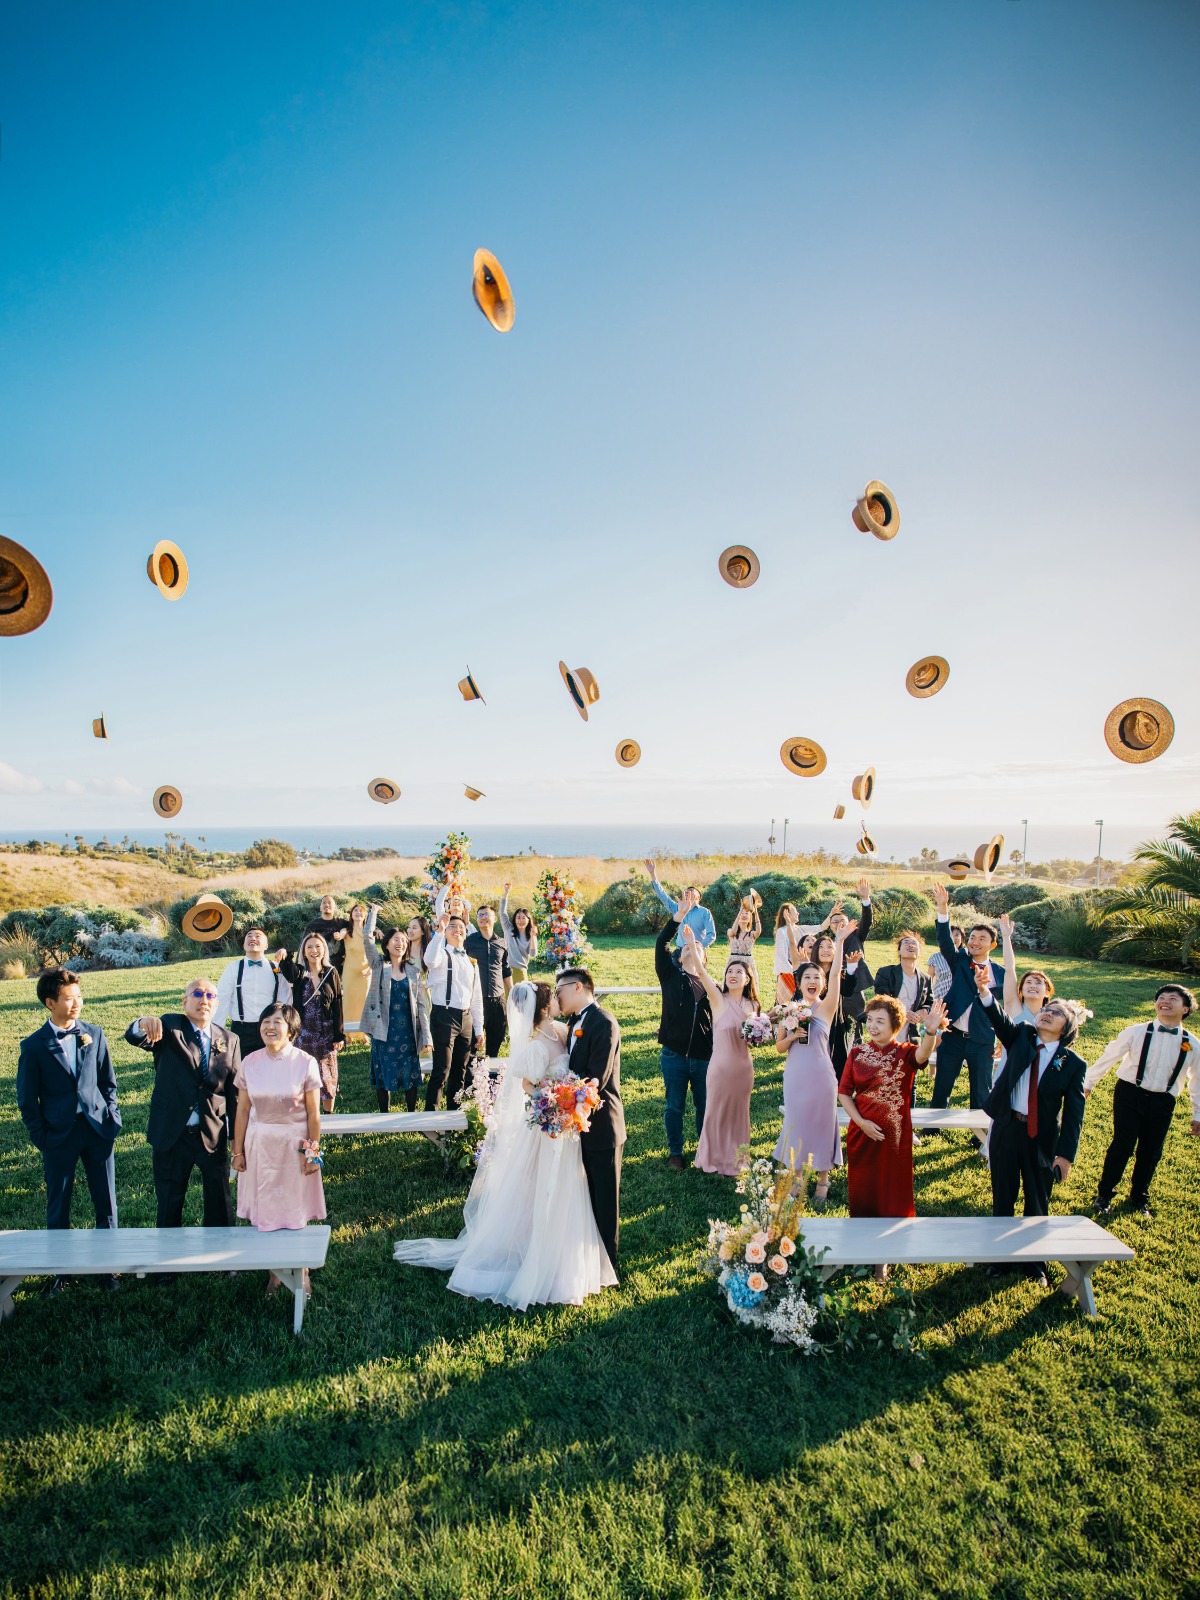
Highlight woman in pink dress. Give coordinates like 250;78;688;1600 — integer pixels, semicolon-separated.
681;928;760;1176
230;1002;326;1296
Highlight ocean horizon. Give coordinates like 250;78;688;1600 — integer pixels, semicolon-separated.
0;820;1149;864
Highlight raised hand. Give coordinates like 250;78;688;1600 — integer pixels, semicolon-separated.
856;877;870;900
138;1016;163;1044
681;923;697;943
998;913;1014;940
834;918;858;945
924;998;947;1034
973;962;992;997
273;948;288;966
643;859;658;880
503;880;512;892
932;882;949;914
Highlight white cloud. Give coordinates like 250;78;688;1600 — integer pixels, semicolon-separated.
62;779;85;795
0;762;44;795
87;777;141;797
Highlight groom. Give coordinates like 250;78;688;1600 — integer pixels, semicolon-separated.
556;967;625;1280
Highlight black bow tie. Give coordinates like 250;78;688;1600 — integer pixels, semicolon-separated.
1159;1025;1180;1035
56;1028;81;1040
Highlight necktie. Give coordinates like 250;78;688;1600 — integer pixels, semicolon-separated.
1027;1043;1046;1138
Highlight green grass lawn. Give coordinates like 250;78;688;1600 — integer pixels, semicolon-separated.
1;937;1198;1599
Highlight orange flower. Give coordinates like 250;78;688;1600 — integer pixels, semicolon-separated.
746;1272;768;1294
768;1255;787;1276
745;1242;766;1264
779;1237;796;1258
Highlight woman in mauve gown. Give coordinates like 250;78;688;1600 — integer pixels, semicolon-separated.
679;928;760;1177
773;921;856;1205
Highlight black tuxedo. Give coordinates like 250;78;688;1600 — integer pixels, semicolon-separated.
125;1015;240;1227
17;1019;120;1228
871;965;933;1017
931;920;1005;1109
566;1001;625;1274
978;998;1087;1218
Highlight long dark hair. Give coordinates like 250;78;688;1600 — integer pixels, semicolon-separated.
404;913;433;962
794;960;828;997
511;906;534;938
813;934;835;971
380;926;409;962
722;959;760;1012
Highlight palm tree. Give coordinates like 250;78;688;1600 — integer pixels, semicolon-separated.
1098;810;1200;968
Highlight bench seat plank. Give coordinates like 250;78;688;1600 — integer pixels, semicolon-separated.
320;1111;467;1136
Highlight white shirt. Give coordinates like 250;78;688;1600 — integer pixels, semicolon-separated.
1009;1036;1059;1116
52;1024;79;1075
567;1001;595;1054
215;958;290;1025
423;932;484;1034
1083;1021;1200;1101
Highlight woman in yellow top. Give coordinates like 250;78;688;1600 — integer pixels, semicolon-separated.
339;902;372;1037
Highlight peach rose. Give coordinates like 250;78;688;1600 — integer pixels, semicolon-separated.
779;1237;796;1257
745;1242;767;1264
747;1272;768;1294
751;1230;770;1248
768;1254;788;1275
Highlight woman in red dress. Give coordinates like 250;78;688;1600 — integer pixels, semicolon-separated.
838;997;944;1278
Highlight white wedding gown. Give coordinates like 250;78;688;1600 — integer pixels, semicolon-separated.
393;1029;617;1309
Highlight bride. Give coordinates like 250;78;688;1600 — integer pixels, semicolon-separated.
393;980;618;1308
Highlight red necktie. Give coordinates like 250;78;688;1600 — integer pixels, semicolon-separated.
1026;1045;1040;1138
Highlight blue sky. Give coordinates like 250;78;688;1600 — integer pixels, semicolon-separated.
0;0;1196;845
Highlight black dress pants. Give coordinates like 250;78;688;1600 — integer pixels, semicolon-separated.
580;1140;623;1277
932;1029;994;1109
43;1116;116;1230
1098;1077;1178;1205
990;1115;1051;1217
152;1126;234;1227
482;996;508;1058
426;1005;473;1110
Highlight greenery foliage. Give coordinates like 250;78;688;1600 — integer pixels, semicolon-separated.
864;885;935;941
0;902;164;970
243;838;299;870
1098;810;1200;970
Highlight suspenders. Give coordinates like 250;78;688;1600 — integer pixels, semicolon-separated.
1134;1022;1189;1092
234;959;283;1021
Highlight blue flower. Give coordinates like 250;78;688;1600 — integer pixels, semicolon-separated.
725;1270;766;1310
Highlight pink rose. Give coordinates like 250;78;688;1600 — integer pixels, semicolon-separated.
747;1272;768;1293
751;1230;770;1247
768;1255;787;1276
779;1237;796;1258
745;1242;766;1264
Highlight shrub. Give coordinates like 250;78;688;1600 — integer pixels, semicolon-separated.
92;927;169;968
1007;898;1058;951
585;878;673;936
361;874;424;904
1045;906;1106;960
0;903;153;967
0;929;40;978
979;882;1057;916
699;873;851;938
244;838;298;870
867;886;935;941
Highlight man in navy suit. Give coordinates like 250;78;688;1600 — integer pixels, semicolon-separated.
930;882;1004;1124
17;967;121;1293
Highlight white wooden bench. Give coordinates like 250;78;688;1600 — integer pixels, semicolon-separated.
320;1110;467;1136
0;1225;331;1334
837;1107;991;1132
796;1215;1133;1317
596;986;658;998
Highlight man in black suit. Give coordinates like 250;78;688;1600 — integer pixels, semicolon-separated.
556;966;625;1279
17;968;121;1291
930;882;1004;1120
125;975;240;1229
973;966;1089;1287
826;879;875;1074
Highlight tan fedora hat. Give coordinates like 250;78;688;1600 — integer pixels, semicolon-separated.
152;785;183;818
742;890;764;912
146;540;188;600
944;856;972;881
856;829;877;856
779;737;827;777
559;661;600;722
457;668;485;704
718;545;760;588
851;767;876;809
92;714;108;740
615;739;641;767
0;536;53;637
472;248;514;333
1104;697;1174;764
181;892;234;944
973;834;1004;877
832;803;845;820
906;656;950;698
464;784;485;802
850;481;899;541
367;777;400;804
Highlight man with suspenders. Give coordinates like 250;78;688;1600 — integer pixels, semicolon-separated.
1084;983;1200;1219
214;928;293;1068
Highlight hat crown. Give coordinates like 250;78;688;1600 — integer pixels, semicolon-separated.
1120;709;1159;750
0;556;29;615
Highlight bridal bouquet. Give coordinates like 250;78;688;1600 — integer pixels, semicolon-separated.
769;998;814;1043
740;1012;775;1047
527;1072;601;1139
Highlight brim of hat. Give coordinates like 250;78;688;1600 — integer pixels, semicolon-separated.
0;536;54;636
559;661;590;720
718;546;761;588
472;251;514;331
855;483;899;541
905;658;949;698
779;740;827;776
368;781;400;803
148;542;189;599
1103;699;1175;764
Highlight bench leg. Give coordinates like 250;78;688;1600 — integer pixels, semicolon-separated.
273;1268;307;1333
0;1276;26;1321
1057;1259;1099;1318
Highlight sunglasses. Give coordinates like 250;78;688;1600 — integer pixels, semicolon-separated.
189;989;218;1001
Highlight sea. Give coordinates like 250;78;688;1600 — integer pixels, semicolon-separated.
9;821;1151;863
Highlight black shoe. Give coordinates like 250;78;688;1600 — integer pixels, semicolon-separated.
44;1275;70;1296
1093;1195;1114;1218
666;1154;684;1172
100;1274;120;1293
1132;1199;1153;1219
1025;1265;1049;1289
985;1264;1012;1279
156;1272;179;1287
969;1134;984;1151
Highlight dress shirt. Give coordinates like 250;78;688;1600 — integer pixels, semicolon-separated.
423;933;484;1032
938;917;992;1031
464;929;510;1000
1083;1021;1200;1100
215;958;290;1025
53;1025;86;1115
650;882;718;950
1009;1035;1059;1116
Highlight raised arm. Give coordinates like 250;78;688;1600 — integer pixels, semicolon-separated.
681;925;726;1019
932;883;957;964
361;905;384;969
997;914;1019;1012
971;963;1017;1047
914;999;945;1067
655;907;680;983
498;882;515;941
645;860;679;915
855;878;873;944
814;922;855;1024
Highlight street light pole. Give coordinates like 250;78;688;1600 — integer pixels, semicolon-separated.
783;817;789;857
1021;818;1028;878
1095;819;1104;887
768;818;775;858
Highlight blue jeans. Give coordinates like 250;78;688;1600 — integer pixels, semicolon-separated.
661;1047;708;1157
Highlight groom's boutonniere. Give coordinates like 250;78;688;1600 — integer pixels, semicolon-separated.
79;1032;92;1048
573;1025;584;1039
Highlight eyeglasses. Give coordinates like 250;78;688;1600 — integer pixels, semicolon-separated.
188;989;218;1001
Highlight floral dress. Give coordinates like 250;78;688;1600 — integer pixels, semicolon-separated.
299;972;341;1099
838;1039;920;1217
370;974;422;1093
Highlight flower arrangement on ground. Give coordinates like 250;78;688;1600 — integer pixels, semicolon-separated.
424;831;471;913
533;867;590;968
440;1053;499;1177
701;1154;828;1351
527;1072;600;1138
